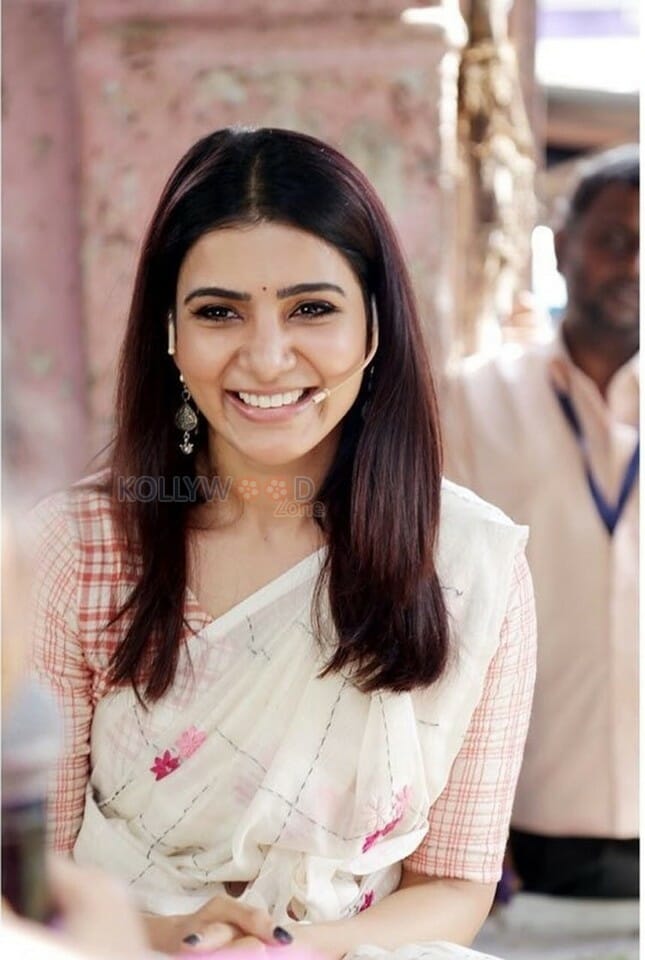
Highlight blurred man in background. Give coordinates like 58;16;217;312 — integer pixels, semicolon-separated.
441;146;639;898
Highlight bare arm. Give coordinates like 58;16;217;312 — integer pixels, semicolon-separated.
289;870;495;959
142;874;494;957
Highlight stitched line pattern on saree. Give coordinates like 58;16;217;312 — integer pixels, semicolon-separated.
270;678;349;845
377;693;394;797
98;725;270;811
246;615;271;662
132;702;161;752
121;714;428;889
129;780;215;885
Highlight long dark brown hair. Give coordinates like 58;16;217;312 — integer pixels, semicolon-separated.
104;127;449;701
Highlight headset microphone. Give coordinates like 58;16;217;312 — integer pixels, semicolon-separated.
310;303;379;406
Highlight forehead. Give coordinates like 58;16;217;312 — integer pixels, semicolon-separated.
177;222;360;290
578;182;639;232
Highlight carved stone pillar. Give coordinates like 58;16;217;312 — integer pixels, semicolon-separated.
3;0;88;501
454;0;538;356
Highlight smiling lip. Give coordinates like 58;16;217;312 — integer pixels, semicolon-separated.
225;388;317;423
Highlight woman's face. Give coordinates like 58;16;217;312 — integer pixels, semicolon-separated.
174;222;369;471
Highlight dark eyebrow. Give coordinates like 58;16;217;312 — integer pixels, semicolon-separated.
276;283;346;299
183;286;252;305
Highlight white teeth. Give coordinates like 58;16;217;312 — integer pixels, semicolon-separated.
236;389;306;408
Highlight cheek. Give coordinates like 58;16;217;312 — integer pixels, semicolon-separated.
577;252;617;289
567;257;596;296
177;335;229;381
309;325;366;375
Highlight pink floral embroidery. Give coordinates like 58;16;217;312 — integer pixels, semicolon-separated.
362;786;410;853
150;750;181;781
175;725;207;759
359;891;374;912
362;829;381;853
150;726;206;781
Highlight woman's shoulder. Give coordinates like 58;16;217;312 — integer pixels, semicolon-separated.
440;476;523;532
438;478;528;575
434;481;531;695
30;470;117;554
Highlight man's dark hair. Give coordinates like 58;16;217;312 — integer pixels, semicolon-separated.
566;144;639;227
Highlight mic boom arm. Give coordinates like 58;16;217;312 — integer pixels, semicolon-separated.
310;302;379;406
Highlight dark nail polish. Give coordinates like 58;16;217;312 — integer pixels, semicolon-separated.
182;933;202;946
273;926;293;945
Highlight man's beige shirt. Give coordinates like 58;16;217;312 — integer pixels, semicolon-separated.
441;334;638;838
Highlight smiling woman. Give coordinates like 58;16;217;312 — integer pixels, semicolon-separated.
29;128;536;960
173;223;370;468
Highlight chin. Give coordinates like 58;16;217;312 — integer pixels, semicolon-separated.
587;305;638;337
241;446;316;470
603;316;639;336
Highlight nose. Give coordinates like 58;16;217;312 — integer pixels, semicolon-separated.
237;315;297;382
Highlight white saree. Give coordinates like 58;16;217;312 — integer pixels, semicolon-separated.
73;482;527;960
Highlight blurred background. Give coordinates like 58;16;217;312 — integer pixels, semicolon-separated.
1;3;640;957
2;0;639;502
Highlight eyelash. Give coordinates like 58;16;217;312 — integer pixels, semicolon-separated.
292;301;336;318
192;305;240;322
191;301;337;323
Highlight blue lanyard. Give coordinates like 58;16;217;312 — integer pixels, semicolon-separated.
553;386;639;536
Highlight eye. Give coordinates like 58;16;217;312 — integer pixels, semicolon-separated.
192;304;241;322
291;300;337;319
596;228;637;258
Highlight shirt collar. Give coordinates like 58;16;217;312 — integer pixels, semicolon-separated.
549;327;639;426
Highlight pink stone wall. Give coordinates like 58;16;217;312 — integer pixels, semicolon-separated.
4;0;467;493
3;0;88;501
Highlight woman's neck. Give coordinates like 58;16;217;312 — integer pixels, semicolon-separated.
193;430;338;538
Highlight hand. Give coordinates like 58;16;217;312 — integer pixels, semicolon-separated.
144;894;294;955
501;290;549;345
49;857;149;957
18;856;150;959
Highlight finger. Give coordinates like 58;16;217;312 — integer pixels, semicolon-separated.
194;897;277;944
180;921;240;951
219;901;283;944
216;935;266;953
180;933;265;954
46;856;148;956
48;856;131;918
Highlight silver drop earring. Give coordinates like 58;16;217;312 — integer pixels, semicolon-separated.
175;374;198;455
